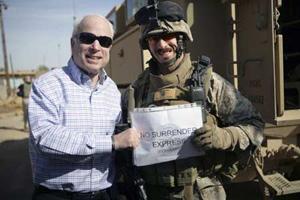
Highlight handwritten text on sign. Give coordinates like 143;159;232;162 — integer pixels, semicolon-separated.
131;103;205;166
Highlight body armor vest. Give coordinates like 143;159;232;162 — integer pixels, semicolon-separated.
146;54;193;106
132;54;214;187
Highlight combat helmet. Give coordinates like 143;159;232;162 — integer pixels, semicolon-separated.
134;0;193;50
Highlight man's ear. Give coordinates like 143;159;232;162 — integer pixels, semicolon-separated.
71;38;75;48
70;37;76;48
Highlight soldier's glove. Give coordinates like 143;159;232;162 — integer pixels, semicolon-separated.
192;115;240;151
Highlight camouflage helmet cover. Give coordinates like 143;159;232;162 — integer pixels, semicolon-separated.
135;1;193;49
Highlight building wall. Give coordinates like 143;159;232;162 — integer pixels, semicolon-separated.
185;0;233;82
107;26;143;85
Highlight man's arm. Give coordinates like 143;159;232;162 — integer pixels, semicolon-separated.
29;80;114;162
16;84;24;97
212;72;264;149
193;72;264;151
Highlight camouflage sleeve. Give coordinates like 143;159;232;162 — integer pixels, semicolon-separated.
207;72;264;149
121;87;130;123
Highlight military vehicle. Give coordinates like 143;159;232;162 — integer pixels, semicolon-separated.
106;0;300;199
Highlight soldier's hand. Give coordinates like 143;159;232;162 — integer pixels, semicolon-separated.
192;115;233;150
113;128;141;150
192;124;227;150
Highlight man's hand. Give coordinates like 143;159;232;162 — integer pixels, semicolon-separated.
113;128;141;150
192;115;235;150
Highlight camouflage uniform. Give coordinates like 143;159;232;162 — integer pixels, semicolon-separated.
122;54;264;200
120;1;264;199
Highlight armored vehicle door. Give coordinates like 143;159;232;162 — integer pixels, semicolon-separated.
235;0;300;125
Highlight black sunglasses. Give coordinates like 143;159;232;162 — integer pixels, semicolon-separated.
147;33;177;42
78;32;112;48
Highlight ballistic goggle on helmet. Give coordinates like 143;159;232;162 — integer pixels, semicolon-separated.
134;1;193;50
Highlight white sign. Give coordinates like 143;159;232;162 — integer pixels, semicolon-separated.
131;103;205;166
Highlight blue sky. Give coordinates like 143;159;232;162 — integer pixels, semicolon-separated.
0;0;123;71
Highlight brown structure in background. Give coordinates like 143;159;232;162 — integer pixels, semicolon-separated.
0;71;35;78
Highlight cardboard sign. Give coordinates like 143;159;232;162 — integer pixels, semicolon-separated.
131;103;205;166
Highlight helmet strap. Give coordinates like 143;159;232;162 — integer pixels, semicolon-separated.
176;34;184;59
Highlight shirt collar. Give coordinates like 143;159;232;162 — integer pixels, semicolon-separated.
68;58;107;88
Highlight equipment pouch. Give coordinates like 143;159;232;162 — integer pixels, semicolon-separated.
195;176;226;200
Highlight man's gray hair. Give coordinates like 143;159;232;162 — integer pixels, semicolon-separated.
72;15;115;38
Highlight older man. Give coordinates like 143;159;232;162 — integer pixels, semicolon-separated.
28;15;140;200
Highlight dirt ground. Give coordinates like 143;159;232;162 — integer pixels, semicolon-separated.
0;97;33;200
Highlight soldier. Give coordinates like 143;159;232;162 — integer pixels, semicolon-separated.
121;1;265;199
17;75;32;131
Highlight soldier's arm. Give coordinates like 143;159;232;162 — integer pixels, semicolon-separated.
208;72;264;150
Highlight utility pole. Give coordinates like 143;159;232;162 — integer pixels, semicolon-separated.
0;1;10;97
9;53;15;90
72;0;77;27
